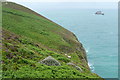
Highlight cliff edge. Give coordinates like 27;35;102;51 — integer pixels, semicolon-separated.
1;2;102;79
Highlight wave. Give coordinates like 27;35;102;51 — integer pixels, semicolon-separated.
86;48;94;72
86;49;89;53
85;47;89;54
88;62;95;72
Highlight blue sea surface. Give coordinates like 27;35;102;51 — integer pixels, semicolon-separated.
20;2;118;78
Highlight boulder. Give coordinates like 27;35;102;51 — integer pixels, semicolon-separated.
40;56;61;66
67;62;82;72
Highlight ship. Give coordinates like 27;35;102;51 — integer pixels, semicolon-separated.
95;11;104;15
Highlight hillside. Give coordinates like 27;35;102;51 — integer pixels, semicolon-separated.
2;2;102;79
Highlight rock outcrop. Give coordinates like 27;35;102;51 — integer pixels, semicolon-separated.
67;62;83;72
40;56;61;66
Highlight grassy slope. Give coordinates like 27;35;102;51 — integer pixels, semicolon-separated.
2;2;102;78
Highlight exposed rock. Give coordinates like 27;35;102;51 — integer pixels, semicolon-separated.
67;62;82;72
67;56;71;58
64;54;71;58
40;56;61;66
75;66;83;72
65;54;67;56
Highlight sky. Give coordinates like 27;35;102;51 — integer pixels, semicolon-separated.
7;0;119;2
4;0;118;10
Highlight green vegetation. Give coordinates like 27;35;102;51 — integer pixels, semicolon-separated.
3;64;99;78
1;2;102;79
3;6;72;51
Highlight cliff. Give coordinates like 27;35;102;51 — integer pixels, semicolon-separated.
1;2;102;79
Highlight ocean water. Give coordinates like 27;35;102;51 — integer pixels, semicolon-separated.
20;2;118;78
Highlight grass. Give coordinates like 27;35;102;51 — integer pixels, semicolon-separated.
2;64;99;78
2;7;72;51
2;29;101;78
2;2;103;79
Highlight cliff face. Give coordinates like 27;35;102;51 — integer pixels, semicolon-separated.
2;2;101;78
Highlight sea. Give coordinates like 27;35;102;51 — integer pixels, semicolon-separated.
19;2;118;78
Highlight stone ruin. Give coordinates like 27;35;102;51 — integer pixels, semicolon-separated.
40;56;61;66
